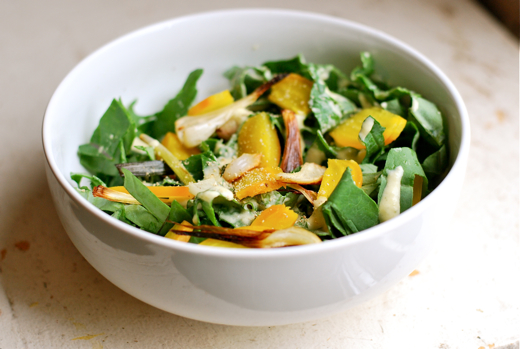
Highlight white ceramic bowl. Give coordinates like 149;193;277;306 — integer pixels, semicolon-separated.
43;9;470;326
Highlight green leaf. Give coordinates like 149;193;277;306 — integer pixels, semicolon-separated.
124;205;162;233
422;145;448;183
308;64;357;133
224;65;272;99
314;130;338;158
121;168;170;232
71;173;107;189
134;146;155;161
263;54;309;77
89;99;134;155
408;95;446;148
167;200;193;224
321;169;379;237
151;69;203;139
359;164;381;198
350;51;374;79
201;200;220;227
378;148;428;212
78;99;136;177
78;144;121;177
360;117;386;164
214;200;257;228
391;121;420;151
182;147;218;181
381;98;406;117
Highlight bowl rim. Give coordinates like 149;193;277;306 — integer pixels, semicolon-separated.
42;8;470;259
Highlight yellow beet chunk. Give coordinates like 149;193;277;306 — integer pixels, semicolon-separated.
329;107;407;149
250;204;298;230
199;239;249;248
234;167;284;200
238;112;281;167
165;221;192;242
161;132;200;161
268;73;313;115
318;159;363;198
187;90;234;116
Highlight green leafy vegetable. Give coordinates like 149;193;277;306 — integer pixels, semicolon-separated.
321;169;379;237
224;65;272;99
422;145;448;185
78;99;135;178
121;168;171;234
360;116;386;164
124;205;163;233
308;64;357;133
378;148;428;212
71;173;107;189
409;95;446;148
150;69;203;139
72;52;450;246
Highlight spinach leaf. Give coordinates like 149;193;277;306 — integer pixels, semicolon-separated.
110;208;134;225
182;146;218;181
391;121;420;151
308;64;357;133
421;145;448;184
121;168;171;234
408;95;446;148
314;130;338;158
224;65;272;99
321;169;379;237
350;51;374;79
321;65;350;92
78;99;135;177
359;164;381;198
378;148;428;212
124;205;162;233
201;200;221;227
89;99;135;155
71;173;107;189
381;98;406;117
360;116;386;164
167;200;193;224
150;69;203;140
263;54;309;78
133;145;155;161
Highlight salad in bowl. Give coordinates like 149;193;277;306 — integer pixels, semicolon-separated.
72;52;448;249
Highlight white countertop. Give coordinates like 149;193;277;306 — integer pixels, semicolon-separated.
0;0;518;348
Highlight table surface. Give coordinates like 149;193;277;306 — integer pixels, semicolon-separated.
0;0;518;348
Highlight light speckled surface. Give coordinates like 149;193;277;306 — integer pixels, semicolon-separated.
0;0;518;348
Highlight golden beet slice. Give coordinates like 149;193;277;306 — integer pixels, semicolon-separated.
268;73;313;115
329;107;407;149
238;112;281;168
250;204;298;230
233;167;284;200
318;159;363;198
161;132;200;160
199;239;249;248
187;90;234;116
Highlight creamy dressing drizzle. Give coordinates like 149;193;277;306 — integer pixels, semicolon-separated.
359;117;375;142
378;166;404;222
188;178;234;202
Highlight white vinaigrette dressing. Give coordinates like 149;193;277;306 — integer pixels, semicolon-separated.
378;166;404;222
